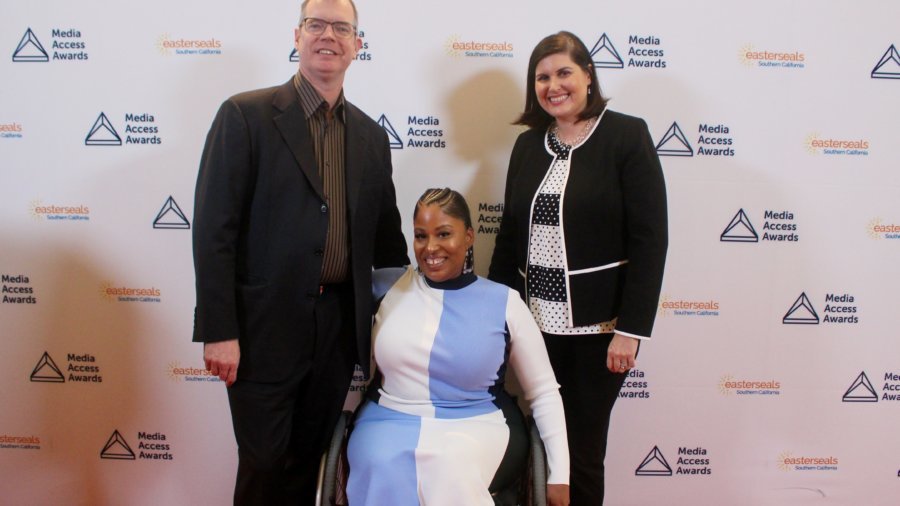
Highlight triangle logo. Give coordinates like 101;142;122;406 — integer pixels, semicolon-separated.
842;372;878;403
721;209;759;242
85;113;122;146
589;33;624;69
100;430;136;460
635;445;673;476
30;352;65;383
12;28;49;62
377;114;403;149
783;292;819;324
153;196;190;229
656;122;693;157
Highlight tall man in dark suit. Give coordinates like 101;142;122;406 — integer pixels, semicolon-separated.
192;0;408;503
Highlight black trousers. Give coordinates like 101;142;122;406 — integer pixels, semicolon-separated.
543;332;628;506
226;283;357;505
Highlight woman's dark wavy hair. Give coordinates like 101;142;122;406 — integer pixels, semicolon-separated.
515;31;609;130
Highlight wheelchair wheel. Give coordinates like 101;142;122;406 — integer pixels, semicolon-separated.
315;410;352;506
528;418;547;506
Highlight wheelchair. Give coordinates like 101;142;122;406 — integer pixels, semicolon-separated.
315;406;549;506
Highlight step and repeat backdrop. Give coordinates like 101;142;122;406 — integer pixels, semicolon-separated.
2;0;899;504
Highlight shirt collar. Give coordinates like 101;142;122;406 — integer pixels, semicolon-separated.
294;71;346;122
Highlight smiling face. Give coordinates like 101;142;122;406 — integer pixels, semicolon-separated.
413;203;474;283
533;52;592;125
294;0;361;84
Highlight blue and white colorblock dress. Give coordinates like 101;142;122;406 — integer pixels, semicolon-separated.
346;267;569;506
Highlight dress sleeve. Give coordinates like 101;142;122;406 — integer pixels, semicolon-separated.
505;289;570;485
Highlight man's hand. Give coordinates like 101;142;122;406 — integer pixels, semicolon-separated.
204;339;240;387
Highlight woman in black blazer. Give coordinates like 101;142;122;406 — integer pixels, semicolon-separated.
488;31;668;505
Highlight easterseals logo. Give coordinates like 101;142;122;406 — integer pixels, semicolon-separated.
0;434;41;450
867;218;900;240
156;33;222;56
167;361;221;383
100;281;161;303
871;44;899;79
30;200;90;221
805;133;869;156
777;451;838;472
740;44;805;68
12;28;89;62
1;122;23;139
658;294;720;317
445;35;513;58
380;114;446;149
719;375;781;396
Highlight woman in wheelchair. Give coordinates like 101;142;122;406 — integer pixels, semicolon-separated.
346;188;570;506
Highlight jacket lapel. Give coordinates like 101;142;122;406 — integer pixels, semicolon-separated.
272;79;325;201
344;102;368;221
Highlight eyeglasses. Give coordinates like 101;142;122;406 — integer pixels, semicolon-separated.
300;17;357;39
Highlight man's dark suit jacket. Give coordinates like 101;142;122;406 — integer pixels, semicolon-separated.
192;78;408;382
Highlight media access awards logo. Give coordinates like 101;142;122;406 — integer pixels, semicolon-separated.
618;368;651;399
153;196;190;229
777;451;838;472
867;218;900;240
378;113;446;150
101;430;173;461
30;199;90;222
805;133;869;156
720;209;799;243
167;361;221;383
589;32;668;69
30;351;103;383
156;33;222;56
843;370;900;403
377;115;404;149
444;35;513;58
719;375;781;396
635;446;711;476
739;44;805;69
85;112;162;146
656;121;735;157
474;201;503;235
843;371;878;403
30;352;65;383
655;122;692;156
2;273;37;304
783;292;859;325
12;27;89;62
871;44;900;79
